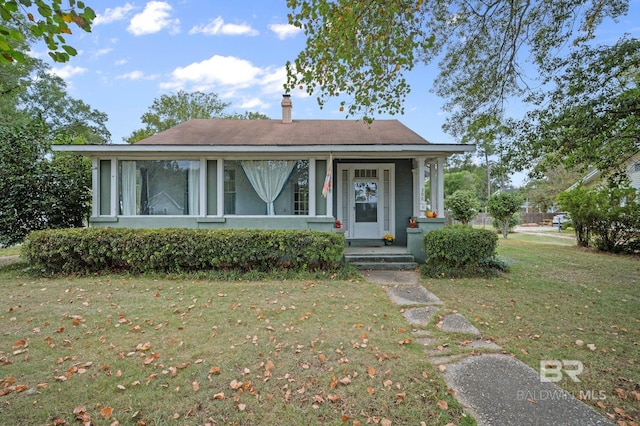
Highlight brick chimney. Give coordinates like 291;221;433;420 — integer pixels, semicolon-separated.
281;94;292;124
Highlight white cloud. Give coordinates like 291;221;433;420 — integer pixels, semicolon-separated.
115;59;128;66
128;1;180;36
116;70;159;80
189;17;259;36
47;65;87;79
92;48;113;58
268;23;302;40
161;55;263;91
94;3;136;26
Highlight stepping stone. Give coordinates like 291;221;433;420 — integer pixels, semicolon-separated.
440;313;481;336
385;285;442;306
443;354;615;426
362;270;419;285
428;354;467;366
460;339;502;351
402;306;439;326
415;336;438;346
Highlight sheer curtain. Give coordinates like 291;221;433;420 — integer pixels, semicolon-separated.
241;160;297;215
188;161;200;215
120;161;137;215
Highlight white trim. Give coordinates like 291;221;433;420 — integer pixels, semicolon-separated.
110;159;117;216
217;158;224;216
200;158;207;217
91;158;99;217
309;159;316;216
337;163;395;239
53;144;474;157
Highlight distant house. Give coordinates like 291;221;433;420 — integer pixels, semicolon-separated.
54;95;474;258
567;151;640;191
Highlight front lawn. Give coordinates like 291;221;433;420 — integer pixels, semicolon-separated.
0;263;468;425
426;232;640;424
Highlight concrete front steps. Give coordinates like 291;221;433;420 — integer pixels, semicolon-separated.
344;246;418;271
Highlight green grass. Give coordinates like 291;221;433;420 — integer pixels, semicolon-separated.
0;264;470;425
425;232;640;424
0;246;21;257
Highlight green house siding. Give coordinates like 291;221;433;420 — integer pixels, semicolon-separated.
207;160;217;215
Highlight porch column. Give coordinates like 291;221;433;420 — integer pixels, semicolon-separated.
436;157;445;217
429;159;437;214
91;158;99;217
217;158;224;216
413;157;427;217
110;159;117;216
309;158;316;216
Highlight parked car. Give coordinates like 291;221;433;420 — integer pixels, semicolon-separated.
552;212;570;226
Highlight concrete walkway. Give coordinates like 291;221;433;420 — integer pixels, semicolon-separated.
362;269;615;426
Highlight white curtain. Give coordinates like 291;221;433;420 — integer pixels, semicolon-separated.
121;161;137;215
241;160;297;215
188;161;200;215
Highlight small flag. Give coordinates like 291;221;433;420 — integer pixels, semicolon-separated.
322;154;332;198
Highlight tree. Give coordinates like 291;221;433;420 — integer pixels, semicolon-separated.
0;0;95;63
20;68;110;143
0;122;91;247
524;166;582;213
446;190;479;225
508;37;640;177
487;191;523;239
126;90;270;143
285;0;628;131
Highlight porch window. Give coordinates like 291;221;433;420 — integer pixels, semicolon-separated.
119;160;200;216
224;160;309;215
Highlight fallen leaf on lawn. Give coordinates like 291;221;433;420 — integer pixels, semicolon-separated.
213;392;225;400
327;394;340;402
117;384;126;390
613;407;630;419
396;392;406;400
367;366;376;378
381;419;392;426
631;390;640;401
136;342;151;351
521;349;528;355
100;406;113;419
339;376;351;385
597;401;606;409
438;365;447;372
12;339;28;349
209;366;221;374
317;354;326;363
192;381;200;392
367;387;375;395
437;400;448;410
143;353;159;365
586;343;596;351
236;403;246;411
53;418;65;425
614;388;627;400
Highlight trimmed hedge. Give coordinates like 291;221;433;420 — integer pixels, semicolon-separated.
22;228;345;274
422;225;501;278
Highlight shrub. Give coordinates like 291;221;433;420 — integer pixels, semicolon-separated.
491;212;521;234
22;228;345;275
445;190;480;225
487;192;523;239
421;225;501;278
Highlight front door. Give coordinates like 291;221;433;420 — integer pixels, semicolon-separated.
337;164;394;240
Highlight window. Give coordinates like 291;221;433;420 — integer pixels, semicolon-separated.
292;160;309;215
224;165;236;214
119;160;200;216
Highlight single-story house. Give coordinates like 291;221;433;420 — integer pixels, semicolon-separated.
54;95;474;260
567;151;640;191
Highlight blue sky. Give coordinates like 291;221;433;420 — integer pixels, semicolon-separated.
37;0;639;174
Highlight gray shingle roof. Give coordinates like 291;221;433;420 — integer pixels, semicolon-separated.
134;119;431;146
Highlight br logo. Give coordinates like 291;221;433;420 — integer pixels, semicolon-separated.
540;360;583;382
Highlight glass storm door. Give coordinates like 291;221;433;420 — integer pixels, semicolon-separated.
352;169;381;238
